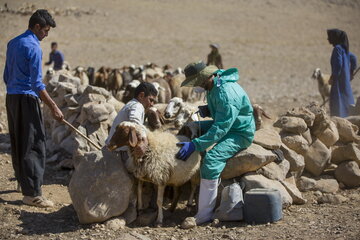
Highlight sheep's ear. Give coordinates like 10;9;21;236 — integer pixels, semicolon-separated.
129;128;138;147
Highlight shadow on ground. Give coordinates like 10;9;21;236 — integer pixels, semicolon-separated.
18;205;83;235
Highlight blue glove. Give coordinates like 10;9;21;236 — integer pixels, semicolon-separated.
176;142;196;161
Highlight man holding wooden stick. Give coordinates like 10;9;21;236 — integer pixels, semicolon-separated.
3;9;64;208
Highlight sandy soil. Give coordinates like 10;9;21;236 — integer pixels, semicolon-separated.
1;0;360;239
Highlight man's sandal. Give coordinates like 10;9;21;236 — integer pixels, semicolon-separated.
22;196;54;208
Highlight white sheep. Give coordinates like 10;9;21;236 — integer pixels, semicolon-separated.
107;121;201;226
311;68;331;106
164;97;199;129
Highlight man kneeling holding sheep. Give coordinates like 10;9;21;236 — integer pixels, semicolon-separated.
177;61;256;228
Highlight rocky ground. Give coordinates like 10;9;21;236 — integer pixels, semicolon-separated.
1;0;360;239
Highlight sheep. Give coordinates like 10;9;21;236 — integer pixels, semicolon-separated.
73;66;89;85
164;97;199;129
108;68;123;96
147;78;172;103
121;66;133;90
94;66;111;89
311;68;331;106
122;79;141;103
167;73;193;102
107;121;201;226
145;106;166;130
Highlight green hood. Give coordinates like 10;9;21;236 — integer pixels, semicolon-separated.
213;68;239;87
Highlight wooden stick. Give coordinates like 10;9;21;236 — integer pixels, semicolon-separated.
62;119;102;150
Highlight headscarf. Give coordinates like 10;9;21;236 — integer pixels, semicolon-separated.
327;28;349;53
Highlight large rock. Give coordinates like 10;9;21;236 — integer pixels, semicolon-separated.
59;73;81;86
273;116;307;134
331;117;360;144
253;128;282;150
68;149;134;224
107;96;125;112
78;93;107;106
305;102;331;138
280;144;305;177
285;107;315;127
257;159;290;181
83;85;112;99
281;132;309;154
331;143;360;165
280;177;306;204
241;173;293;207
314;178;339;193
303;139;331;176
346;115;360;129
297;176;316;192
82;102;111;124
221;143;277;179
334;161;360;188
316;121;339;148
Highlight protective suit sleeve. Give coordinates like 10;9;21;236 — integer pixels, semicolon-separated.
192;89;240;152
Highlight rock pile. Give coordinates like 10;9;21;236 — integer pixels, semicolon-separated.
43;70;124;161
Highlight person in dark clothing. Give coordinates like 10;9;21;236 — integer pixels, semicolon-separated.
327;29;357;117
3;9;64;208
206;43;223;69
44;41;64;70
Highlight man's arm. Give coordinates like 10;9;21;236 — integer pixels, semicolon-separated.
39;89;64;121
44;53;52;65
29;47;63;121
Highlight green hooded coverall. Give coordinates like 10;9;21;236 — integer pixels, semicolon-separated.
192;68;256;180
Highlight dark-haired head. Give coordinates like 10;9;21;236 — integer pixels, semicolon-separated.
29;9;56;29
135;82;158;110
134;82;158;98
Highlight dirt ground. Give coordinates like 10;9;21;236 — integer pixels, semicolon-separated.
1;0;360;239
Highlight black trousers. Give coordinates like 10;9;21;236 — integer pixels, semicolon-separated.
6;94;46;197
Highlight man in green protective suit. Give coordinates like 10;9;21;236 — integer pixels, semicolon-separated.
176;61;255;227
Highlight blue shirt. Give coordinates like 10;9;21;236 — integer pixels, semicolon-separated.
46;50;64;70
3;29;46;97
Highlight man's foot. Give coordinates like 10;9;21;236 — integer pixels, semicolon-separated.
181;217;197;229
22;196;54;208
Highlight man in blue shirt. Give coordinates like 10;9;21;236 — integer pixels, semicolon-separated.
3;9;64;208
45;42;64;71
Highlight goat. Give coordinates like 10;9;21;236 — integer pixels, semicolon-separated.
311;68;331;106
107;121;201;226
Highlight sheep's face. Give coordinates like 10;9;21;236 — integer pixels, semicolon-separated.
107;124;137;151
164;97;183;118
107;122;149;159
174;109;198;129
146;107;165;130
312;68;321;80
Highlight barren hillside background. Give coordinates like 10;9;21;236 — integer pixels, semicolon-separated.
1;0;360;239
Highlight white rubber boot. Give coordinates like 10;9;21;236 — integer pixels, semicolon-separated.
194;178;219;225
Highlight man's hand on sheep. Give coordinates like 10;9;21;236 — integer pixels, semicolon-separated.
176;142;196;161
